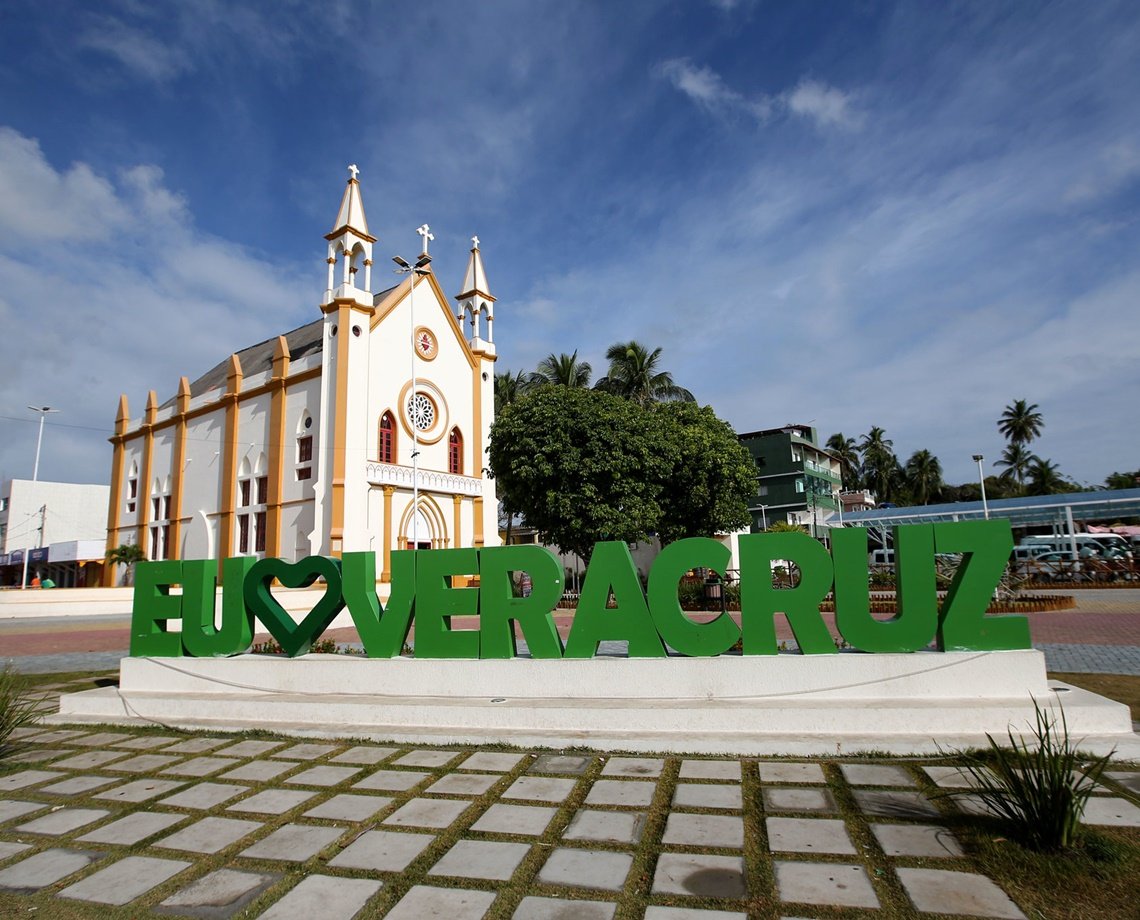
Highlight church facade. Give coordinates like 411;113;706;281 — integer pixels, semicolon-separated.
104;169;500;584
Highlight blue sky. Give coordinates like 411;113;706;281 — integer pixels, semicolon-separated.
0;0;1137;490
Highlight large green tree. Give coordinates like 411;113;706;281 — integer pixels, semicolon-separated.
653;402;755;545
1105;469;1140;490
825;433;861;489
995;442;1037;491
998;399;1044;446
595;341;694;407
489;387;675;562
1026;458;1073;496
528;350;592;389
904;449;943;505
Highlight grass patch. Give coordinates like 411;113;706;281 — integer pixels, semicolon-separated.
1050;671;1140;721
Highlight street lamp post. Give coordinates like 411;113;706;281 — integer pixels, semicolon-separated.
22;405;58;588
393;234;433;552
759;505;768;531
973;454;989;520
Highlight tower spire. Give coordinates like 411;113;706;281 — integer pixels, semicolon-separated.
456;235;496;356
324;165;377;300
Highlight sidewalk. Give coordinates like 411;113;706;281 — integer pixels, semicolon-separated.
2;677;1139;918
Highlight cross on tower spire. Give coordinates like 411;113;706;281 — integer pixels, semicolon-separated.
417;224;434;255
347;163;359;180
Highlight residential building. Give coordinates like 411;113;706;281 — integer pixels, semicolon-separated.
0;479;109;587
738;425;841;534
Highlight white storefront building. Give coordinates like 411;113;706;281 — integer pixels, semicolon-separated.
105;169;500;584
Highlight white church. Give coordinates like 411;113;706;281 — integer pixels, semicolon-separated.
104;168;500;585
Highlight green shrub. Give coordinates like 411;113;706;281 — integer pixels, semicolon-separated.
0;663;41;761
946;700;1113;851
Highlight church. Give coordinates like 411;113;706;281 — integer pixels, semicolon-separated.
104;168;500;585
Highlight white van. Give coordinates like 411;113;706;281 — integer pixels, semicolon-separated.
1020;534;1130;558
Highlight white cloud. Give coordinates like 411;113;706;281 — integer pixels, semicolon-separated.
785;78;862;130
78;19;191;83
656;58;772;122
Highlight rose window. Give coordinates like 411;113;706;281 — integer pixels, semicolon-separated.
407;392;436;431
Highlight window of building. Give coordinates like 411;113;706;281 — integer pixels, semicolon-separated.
448;428;463;475
255;511;267;552
795;478;805;493
256;476;268;505
297;434;313;481
239;479;251;507
148;477;172;560
378;411;395;463
238;514;250;554
126;466;138;513
758;484;769;497
296;466;312;481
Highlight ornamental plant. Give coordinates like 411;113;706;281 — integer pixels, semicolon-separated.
0;663;41;762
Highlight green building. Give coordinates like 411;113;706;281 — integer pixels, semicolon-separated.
738;425;841;535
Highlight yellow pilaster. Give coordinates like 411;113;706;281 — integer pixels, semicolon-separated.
169;377;191;560
453;494;463;549
218;354;243;578
103;394;129;586
267;336;290;559
473;495;484;547
136;391;158;553
381;485;395;582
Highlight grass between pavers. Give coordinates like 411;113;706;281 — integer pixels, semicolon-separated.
1049;671;1140;721
0;677;1138;917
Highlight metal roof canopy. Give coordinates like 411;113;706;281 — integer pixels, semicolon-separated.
842;487;1140;533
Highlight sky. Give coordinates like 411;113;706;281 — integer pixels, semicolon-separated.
0;0;1137;491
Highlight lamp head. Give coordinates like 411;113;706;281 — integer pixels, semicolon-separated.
392;255;411;269
972;454;984;463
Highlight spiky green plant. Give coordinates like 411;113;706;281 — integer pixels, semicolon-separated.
0;663;41;761
951;700;1113;851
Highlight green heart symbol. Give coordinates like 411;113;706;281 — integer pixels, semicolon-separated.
244;556;345;657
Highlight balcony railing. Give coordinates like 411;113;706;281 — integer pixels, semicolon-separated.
364;461;483;497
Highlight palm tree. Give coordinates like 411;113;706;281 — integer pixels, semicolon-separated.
595;341;694;407
998;399;1044;446
858;426;896;502
904;449;943;505
826;433;861;490
106;543;146;586
995;442;1037;492
494;370;529;414
528;351;592;389
1026;458;1067;496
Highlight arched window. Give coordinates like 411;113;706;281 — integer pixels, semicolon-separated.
448;428;463;475
379;411;396;463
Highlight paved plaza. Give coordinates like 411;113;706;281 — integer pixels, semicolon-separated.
1;679;1139;918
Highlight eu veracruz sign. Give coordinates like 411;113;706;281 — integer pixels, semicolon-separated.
129;521;1029;660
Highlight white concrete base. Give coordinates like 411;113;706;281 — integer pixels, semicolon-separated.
54;650;1140;758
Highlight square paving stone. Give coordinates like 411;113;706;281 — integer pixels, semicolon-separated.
504;775;577;803
18;807;112;835
0;848;100;891
219;759;296;782
158;867;278;917
644;909;748;919
853;789;940;819
762;787;836;814
460;751;527;772
872;823;964;857
114;735;179;750
430;838;530;881
160;781;250;810
766;817;855;855
427;772;500;796
897;867;1026;918
47;749;131;770
330;745;397;765
775;860;880;908
78;810;187;845
514;896;616;919
923;766;992;789
0;769;64;791
259;874;382;920
161;737;231;754
950;793;1001;817
7;747;72;763
285;764;362;787
384;884;497;919
240;822;345;861
394;749;462;768
0;841;31;861
1104;771;1140;795
653;853;746;898
1080;796;1140;826
531;753;593;774
679;760;741;782
26;729;88;744
538;847;633;890
110;753;185;773
602;756;664;777
156;816;265;854
841;764;916;787
472;802;557;836
0;799;48;823
162;756;241;777
564;808;644;845
60;854;190;905
41;775;121;795
354;768;429;792
758;762;827;784
674;783;743;810
328;828;435;872
271;742;340;760
97;778;186;802
214;739;285;758
71;731;133;747
384;796;470;829
586;779;656;807
305;793;392;821
663;813;745;848
227;788;317;815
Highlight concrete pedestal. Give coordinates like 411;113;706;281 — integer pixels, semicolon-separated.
55;649;1138;757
